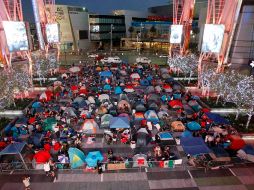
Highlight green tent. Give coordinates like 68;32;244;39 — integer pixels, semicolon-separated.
43;118;57;131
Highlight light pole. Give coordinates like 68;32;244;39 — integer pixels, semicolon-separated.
137;23;144;55
110;24;114;56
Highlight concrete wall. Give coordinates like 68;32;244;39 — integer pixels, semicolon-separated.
229;5;254;69
69;9;90;51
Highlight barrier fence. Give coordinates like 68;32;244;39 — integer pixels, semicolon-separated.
0;159;184;173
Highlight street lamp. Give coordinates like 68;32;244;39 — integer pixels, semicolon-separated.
137;23;144;55
110;24;114;56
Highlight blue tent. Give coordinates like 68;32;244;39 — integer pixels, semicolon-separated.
161;95;171;102
140;79;150;86
206;113;230;125
103;84;111;91
99;71;112;77
144;110;159;123
68;148;86;169
114;86;123;95
32;101;42;108
186;121;201;131
173;93;182;100
85;151;104;167
110;117;130;129
181;137;211;156
181;130;192;138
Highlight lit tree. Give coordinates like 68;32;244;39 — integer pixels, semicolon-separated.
199;69;215;98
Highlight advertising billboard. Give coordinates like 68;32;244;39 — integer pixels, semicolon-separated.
170;25;183;44
46;23;60;43
201;24;225;53
2;21;29;52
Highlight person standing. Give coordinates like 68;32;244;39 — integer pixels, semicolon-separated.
22;176;31;190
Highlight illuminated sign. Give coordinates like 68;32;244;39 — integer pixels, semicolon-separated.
170;25;183;44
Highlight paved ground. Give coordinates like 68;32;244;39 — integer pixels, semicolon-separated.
1;165;254;190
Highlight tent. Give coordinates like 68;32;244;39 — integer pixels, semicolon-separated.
110;117;130;129
117;100;131;113
63;107;77;117
68;148;86;169
82;119;99;134
85;151;104;167
134;112;145;121
136;128;150;147
186;121;201;131
43;118;57;131
157;132;174;145
158;111;169;119
146;86;155;94
168;100;183;109
171;121;185;132
79;86;88;95
132;154;148;167
124;85;135;93
32;102;42;108
140;79;150;86
103;84;111;91
181;137;212;156
147;93;160;103
135;103;146;112
130;73;140;80
144;110;159;123
98;94;110;102
206;113;230;125
34;150;51;164
114;86;123;95
73;97;87;108
0;142;29;169
99;71;112;77
173;93;182;100
161;95;171;102
148;102;159;111
101;114;113;128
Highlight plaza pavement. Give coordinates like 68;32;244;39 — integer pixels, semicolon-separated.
1;165;254;190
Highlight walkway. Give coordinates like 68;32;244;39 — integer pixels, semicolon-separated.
1;165;254;190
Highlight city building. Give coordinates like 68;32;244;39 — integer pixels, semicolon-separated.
49;5;90;52
112;10;148;37
89;14;126;49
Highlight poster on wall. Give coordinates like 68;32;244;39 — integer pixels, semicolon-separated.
201;24;225;53
170;25;183;44
46;23;60;43
2;21;29;52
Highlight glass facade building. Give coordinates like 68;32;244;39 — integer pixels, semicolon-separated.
89;15;126;41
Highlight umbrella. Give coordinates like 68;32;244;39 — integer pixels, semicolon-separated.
69;66;81;73
34;150;51;164
32;101;41;108
43;118;57;131
85;151;104;167
58;154;69;164
168;100;183;109
68;148;86;169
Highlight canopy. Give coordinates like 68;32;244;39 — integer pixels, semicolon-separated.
99;71;112;77
186;121;201;131
68;148;86;169
34;150;51;164
206;113;230;125
110;117;130;129
0;142;26;156
85;151;104;167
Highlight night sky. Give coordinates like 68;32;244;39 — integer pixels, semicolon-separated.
22;0;168;22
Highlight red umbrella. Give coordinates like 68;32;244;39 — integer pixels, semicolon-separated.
44;144;51;151
168;100;183;108
29;117;36;124
34;150;51;163
53;142;61;151
71;85;78;92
